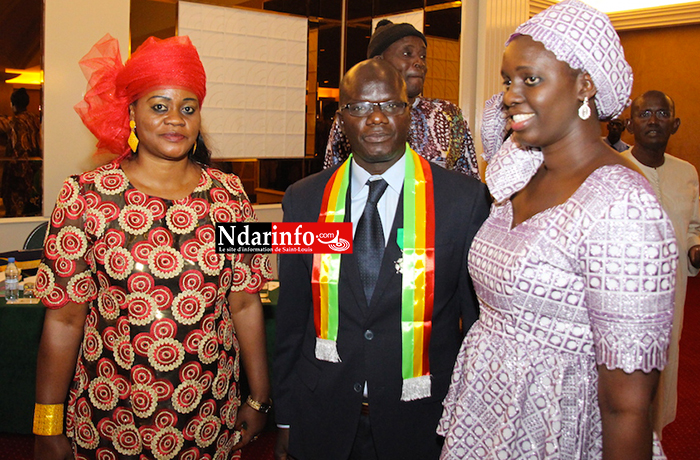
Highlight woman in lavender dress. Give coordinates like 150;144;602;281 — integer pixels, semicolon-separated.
438;1;677;459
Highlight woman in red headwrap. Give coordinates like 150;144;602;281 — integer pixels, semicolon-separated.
33;35;272;460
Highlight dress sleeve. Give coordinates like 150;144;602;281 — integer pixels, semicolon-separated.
35;176;98;309
224;173;273;294
581;185;677;373
323;115;351;169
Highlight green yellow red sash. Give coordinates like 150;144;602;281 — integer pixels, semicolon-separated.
311;145;435;401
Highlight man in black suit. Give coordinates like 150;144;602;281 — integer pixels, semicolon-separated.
273;59;490;460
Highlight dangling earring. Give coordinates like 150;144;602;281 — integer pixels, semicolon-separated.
128;120;139;152
578;96;591;120
189;134;198;157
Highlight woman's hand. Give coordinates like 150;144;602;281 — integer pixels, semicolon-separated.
34;434;74;460
231;402;268;451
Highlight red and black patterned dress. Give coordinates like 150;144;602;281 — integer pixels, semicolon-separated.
36;161;272;460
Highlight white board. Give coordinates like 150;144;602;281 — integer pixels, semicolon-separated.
179;1;308;158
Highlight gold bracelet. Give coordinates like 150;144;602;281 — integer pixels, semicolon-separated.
33;403;64;436
245;395;272;414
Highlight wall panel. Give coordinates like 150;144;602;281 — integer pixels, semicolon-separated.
424;36;460;104
179;1;308;159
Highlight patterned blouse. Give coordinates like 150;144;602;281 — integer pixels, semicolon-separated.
36;162;272;460
324;97;479;178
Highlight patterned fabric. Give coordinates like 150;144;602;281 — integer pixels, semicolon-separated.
324;97;479;178
480;92;508;163
438;165;676;459
0;111;42;216
507;0;633;120
485;139;543;204
36;162;272;460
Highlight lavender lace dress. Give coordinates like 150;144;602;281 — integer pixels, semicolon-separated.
438;164;676;459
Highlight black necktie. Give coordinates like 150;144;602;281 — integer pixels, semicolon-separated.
355;178;388;303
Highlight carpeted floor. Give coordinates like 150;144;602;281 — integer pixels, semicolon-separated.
0;433;32;460
659;275;700;458
241;430;276;459
2;277;699;459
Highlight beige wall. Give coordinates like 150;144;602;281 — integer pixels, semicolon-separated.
617;24;700;172
424;36;461;104
0;0;129;252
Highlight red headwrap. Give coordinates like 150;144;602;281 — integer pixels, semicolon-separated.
74;34;207;159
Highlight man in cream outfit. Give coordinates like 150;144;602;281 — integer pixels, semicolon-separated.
624;90;700;437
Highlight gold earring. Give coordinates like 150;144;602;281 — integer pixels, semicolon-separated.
192;141;197;155
128;120;139;152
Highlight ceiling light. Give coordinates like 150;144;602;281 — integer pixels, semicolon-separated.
4;68;43;86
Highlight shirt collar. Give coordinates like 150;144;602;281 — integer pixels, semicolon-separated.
350;145;408;198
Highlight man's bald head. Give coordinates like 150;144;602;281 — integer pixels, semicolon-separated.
339;59;407;107
630;90;675;117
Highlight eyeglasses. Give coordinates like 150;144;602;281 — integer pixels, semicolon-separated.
636;109;672;120
340;101;408;117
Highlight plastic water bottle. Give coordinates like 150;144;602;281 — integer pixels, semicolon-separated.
5;257;20;301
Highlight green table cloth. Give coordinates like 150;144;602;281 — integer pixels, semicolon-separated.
0;298;45;434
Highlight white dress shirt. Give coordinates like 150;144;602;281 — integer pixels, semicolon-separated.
350;153;406;245
602;136;630;153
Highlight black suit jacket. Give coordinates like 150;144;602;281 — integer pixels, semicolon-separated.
273;161;490;460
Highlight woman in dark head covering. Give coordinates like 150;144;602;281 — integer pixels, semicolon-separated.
438;2;676;458
33;35;272;460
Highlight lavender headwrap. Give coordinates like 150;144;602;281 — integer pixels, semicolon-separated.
507;0;632;120
485;0;633;203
